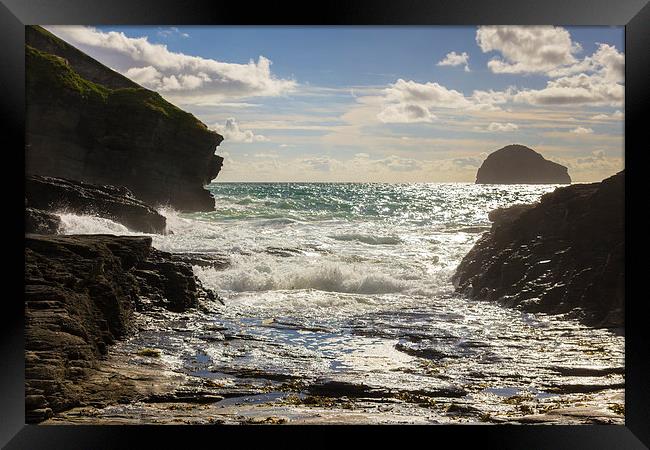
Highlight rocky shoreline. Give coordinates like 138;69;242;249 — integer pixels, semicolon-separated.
24;234;220;423
21;25;234;424
453;171;624;331
23;173;625;423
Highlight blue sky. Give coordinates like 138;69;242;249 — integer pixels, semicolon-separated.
45;25;625;182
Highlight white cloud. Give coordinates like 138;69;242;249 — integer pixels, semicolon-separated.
475;27;624;107
548;43;624;82
372;155;422;172
487;122;519;132
377;79;511;123
157;27;189;39
377;103;437;123
301;156;336;172
476;26;581;75
211;118;268;143
470;88;515;109
591;110;624;120
45;26;296;103
570;126;594;134
550;150;623;181
123;66;162;86
383;79;471;108
437;51;470;72
514;72;624;106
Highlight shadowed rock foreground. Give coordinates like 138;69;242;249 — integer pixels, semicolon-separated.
24;234;217;423
453;171;624;330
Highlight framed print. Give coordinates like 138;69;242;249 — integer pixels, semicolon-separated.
1;0;648;448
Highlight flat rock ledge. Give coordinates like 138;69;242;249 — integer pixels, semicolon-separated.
24;234;217;423
453;171;624;330
26;175;167;234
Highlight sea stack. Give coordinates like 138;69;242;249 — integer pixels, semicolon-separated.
475;144;571;184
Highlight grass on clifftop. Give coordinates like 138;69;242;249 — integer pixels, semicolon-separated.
26;44;210;131
27;45;110;102
108;88;208;130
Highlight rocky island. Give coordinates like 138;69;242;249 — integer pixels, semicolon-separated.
475;144;571;184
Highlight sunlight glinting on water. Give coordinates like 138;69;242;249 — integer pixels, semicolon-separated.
57;182;624;422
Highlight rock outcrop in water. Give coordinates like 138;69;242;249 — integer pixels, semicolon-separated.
475;144;571;184
453;171;624;329
25;25;224;212
26;174;167;234
24;234;217;423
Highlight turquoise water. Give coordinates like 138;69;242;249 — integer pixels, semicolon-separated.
56;182;625;423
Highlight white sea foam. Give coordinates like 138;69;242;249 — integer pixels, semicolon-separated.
57;212;132;235
55;183;558;306
195;258;410;295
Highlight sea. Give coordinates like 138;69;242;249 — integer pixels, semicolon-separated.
54;182;624;424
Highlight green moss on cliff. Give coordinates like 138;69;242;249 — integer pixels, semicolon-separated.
27;45;109;101
108;88;206;130
26;44;206;130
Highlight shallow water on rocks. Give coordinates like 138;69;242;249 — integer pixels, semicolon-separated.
55;183;624;424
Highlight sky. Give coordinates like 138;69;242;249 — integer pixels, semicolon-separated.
44;25;625;182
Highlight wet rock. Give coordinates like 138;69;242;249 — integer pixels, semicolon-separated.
25;207;61;234
544;383;626;395
548;366;625;377
144;391;225;404
307;381;383;398
24;234;218;422
394;342;455;360
133;248;204;312
475;144;571;184
453;171;624;329
170;252;230;270
445;402;482;416
26;174;166;234
25;26;224;212
265;247;303;257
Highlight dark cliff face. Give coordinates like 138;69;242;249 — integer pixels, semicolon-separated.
25;26;224;212
475;144;571;184
453;171;624;330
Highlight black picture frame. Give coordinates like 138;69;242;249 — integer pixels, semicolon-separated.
2;0;647;447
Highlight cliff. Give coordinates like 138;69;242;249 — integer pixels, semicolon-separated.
475;144;571;184
453;171;624;330
24;234;218;422
25;26;224;212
